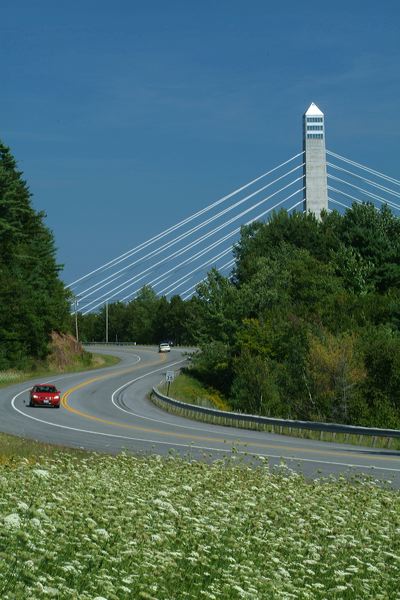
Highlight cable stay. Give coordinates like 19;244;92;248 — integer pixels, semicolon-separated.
326;150;400;188
75;163;305;300
327;162;400;199
102;188;304;308
77;175;304;304
80;186;304;313
327;175;400;211
68;151;304;289
328;197;354;211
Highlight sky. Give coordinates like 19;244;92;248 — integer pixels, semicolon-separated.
2;0;400;286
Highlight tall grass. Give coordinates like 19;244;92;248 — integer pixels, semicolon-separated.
0;449;399;599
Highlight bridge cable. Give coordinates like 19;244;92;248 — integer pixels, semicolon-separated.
77;175;305;305
68;151;305;288
80;187;304;313
76;163;305;299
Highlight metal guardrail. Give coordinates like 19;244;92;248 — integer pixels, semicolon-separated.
152;386;400;440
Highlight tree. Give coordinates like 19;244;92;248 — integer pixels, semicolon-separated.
306;331;366;423
0;140;70;368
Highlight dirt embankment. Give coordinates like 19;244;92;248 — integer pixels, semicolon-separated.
47;332;92;371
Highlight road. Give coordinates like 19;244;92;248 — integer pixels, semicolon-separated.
1;345;400;487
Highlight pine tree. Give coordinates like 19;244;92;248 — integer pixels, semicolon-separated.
0;140;70;368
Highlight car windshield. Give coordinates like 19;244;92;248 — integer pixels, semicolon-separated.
35;386;57;393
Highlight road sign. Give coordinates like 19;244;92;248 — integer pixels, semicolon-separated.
166;370;175;382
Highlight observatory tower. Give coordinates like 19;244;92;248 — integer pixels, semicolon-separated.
303;102;328;219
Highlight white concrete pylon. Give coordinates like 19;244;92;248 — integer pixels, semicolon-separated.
303;102;328;219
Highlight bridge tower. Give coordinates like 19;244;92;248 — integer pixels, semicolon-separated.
303;102;328;219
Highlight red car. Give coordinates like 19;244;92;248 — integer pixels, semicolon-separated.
29;384;61;408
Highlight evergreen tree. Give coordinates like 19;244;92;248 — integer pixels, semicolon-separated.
0;140;70;368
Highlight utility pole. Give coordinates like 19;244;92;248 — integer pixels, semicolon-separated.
74;298;79;343
105;301;109;343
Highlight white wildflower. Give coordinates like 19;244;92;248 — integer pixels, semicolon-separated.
33;469;50;478
4;513;21;529
95;528;110;539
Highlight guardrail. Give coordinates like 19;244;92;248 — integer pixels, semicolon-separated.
152;386;400;447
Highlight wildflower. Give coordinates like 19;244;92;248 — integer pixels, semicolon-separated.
4;513;21;529
33;469;50;478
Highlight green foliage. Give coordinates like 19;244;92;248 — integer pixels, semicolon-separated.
78;203;400;429
192;205;400;428
0;141;70;368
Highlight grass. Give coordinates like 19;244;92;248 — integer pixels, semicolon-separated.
159;372;230;411
0;432;89;466
0;352;120;389
156;374;400;451
0;447;399;599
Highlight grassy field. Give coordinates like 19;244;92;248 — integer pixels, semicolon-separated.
0;352;120;389
0;442;399;599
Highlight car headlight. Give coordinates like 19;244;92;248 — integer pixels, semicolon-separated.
32;395;39;399
54;396;60;400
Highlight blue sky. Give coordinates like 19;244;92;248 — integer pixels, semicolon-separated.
2;0;400;284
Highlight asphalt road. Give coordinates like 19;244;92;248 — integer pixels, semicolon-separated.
1;345;400;487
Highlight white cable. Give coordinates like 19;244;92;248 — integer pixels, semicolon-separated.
110;186;304;306
327;186;366;206
326;150;400;187
78;176;304;307
328;175;400;211
157;252;236;296
82;244;236;314
328;197;353;211
81;187;304;313
327;162;400;199
68;151;305;288
76;164;305;300
181;259;236;300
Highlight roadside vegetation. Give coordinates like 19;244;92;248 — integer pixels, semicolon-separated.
0;333;119;389
0;448;399;599
158;371;230;410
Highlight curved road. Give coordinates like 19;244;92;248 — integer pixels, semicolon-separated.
1;345;400;487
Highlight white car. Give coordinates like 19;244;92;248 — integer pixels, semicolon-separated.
159;342;171;353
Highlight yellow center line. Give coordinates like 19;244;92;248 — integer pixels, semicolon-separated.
61;356;400;463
